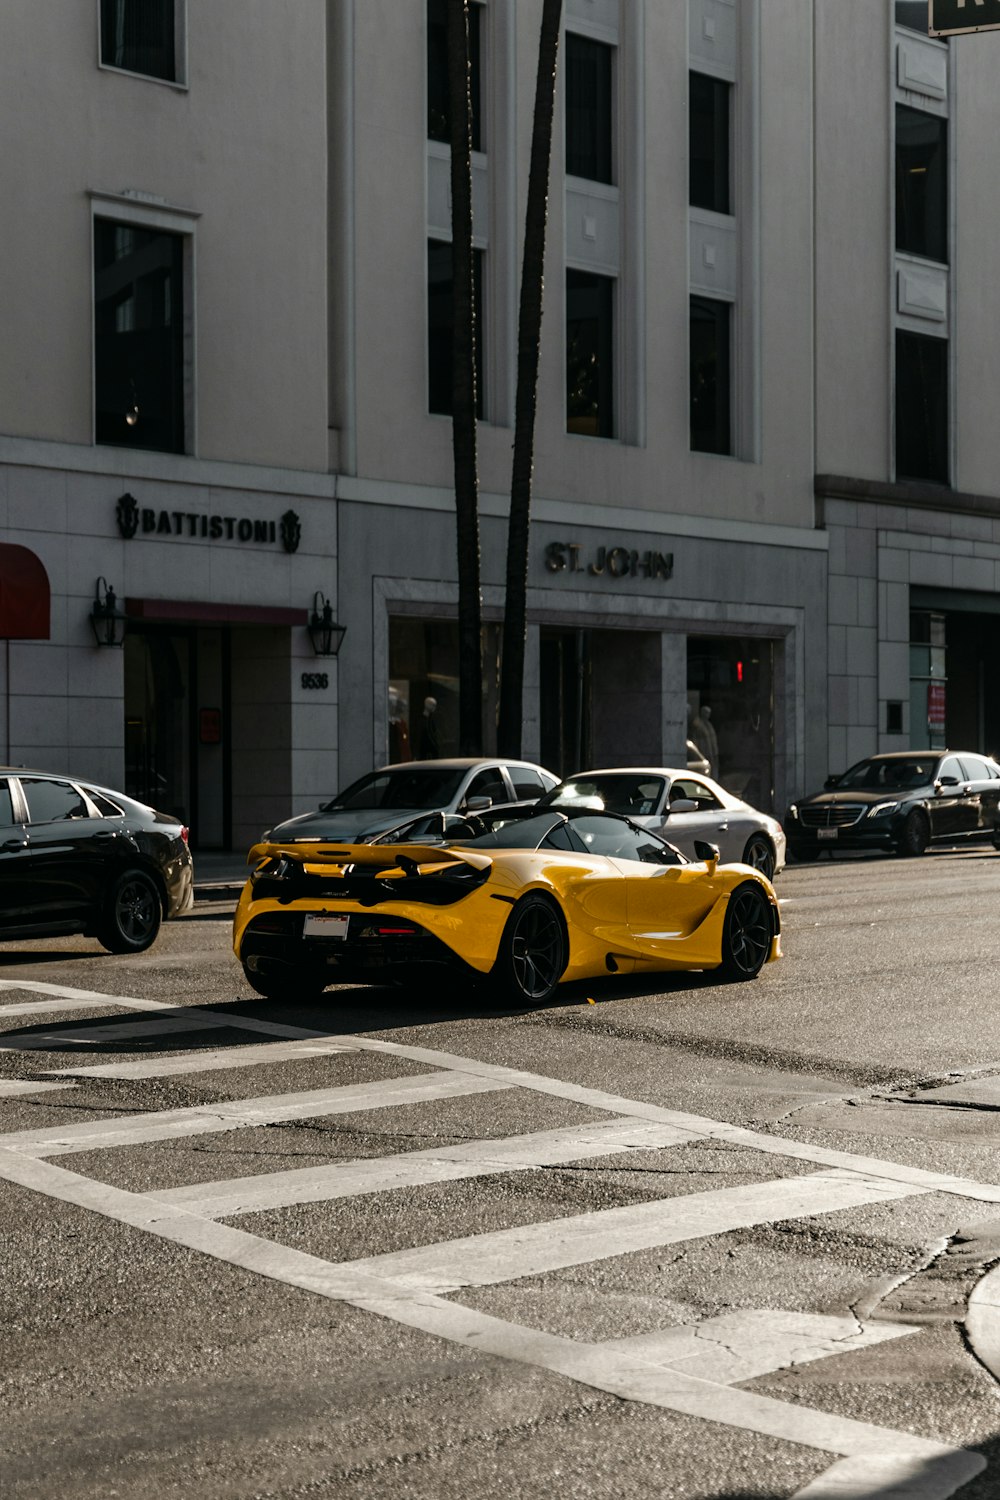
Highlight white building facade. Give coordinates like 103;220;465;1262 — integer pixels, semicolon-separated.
4;2;1000;851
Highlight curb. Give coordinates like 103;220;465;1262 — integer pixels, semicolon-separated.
966;1264;1000;1384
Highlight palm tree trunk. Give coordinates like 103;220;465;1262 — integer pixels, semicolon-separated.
447;0;483;756
497;0;563;759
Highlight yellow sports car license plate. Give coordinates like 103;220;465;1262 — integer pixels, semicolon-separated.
303;913;350;938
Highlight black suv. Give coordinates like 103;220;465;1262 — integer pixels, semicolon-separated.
784;751;1000;859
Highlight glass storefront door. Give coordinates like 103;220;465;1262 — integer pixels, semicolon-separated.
124;625;229;846
687;636;775;812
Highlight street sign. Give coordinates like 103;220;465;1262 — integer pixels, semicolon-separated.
930;0;1000;35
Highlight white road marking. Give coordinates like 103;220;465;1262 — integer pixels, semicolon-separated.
601;1309;919;1386
0;981;988;1494
0;1079;76;1098
44;1038;355;1080
339;1169;928;1294
0;1072;512;1157
144;1118;694;1217
3;1015;223;1049
0;1146;982;1498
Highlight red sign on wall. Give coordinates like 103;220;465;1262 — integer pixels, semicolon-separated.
927;682;946;730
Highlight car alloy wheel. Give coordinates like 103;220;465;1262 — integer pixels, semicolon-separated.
495;893;567;1004
897;809;929;857
99;869;162;954
718;882;771;981
741;835;775;881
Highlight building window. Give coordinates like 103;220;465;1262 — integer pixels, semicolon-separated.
690;296;731;455
100;0;177;83
896;330;948;484
94;219;185;453
428;239;484;417
896;105;947;264
566;270;614;438
427;0;483;152
689;72;730;215
565;32;613;184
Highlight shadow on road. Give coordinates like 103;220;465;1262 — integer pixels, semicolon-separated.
0;964;748;1053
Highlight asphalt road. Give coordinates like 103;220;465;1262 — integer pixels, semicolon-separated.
2;848;1000;1499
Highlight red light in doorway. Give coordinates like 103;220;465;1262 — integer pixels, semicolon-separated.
736;660;744;683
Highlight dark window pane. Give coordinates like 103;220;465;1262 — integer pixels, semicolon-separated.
427;0;482;152
690;296;731;454
565;32;613;184
896;330;949;483
896;105;947;263
427;239;484;417
0;779;15;826
689;72;730;214
566;270;615;438
101;0;175;82
95;220;185;453
21;779;90;823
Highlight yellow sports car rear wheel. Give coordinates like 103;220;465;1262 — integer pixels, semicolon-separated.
493;893;567;1004
718;882;772;981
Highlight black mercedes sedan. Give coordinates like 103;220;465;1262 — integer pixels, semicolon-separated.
0;767;193;951
784;751;1000;859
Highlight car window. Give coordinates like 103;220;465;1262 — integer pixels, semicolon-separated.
0;778;17;827
464;767;507;806
455;813;568;849
545;774;666;817
88;791;125;817
570;814;682;864
668;777;722;811
540;821;584;852
327;768;465;811
957;755;992;782
938;756;963;783
508;766;546;800
20;778;91;823
838;757;936;790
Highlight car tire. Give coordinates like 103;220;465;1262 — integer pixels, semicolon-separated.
896;810;929;857
98;868;163;954
492;893;567;1005
717;881;772;982
741;835;776;881
241;960;327;1003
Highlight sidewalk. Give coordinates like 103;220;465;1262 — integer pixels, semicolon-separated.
192;849;253;902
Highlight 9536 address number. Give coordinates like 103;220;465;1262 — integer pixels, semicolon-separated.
301;672;329;690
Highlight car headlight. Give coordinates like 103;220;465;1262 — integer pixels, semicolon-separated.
866;801;900;819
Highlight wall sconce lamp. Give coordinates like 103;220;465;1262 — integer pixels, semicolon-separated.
307;591;346;657
90;577;128;648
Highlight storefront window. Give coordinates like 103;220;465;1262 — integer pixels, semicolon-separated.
388;617;500;760
687;636;775;811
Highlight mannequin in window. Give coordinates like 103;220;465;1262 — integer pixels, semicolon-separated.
419;695;440;759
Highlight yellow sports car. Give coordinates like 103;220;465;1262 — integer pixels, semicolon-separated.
234;809;781;1005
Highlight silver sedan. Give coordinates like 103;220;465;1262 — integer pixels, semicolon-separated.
539;767;786;879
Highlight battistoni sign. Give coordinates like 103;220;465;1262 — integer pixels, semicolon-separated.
115;493;301;554
543;540;674;580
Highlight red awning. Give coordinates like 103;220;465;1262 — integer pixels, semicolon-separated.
0;544;51;640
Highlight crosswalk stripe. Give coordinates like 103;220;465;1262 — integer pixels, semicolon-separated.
599;1309;919;1386
145;1118;694;1217
338;1169;928;1294
0;1071;512;1156
0;1079;76;1098
0;1145;981;1497
44;1037;355;1080
3;1015;223;1049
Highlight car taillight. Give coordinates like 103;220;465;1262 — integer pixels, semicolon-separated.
180;827;189;845
376;924;419;937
